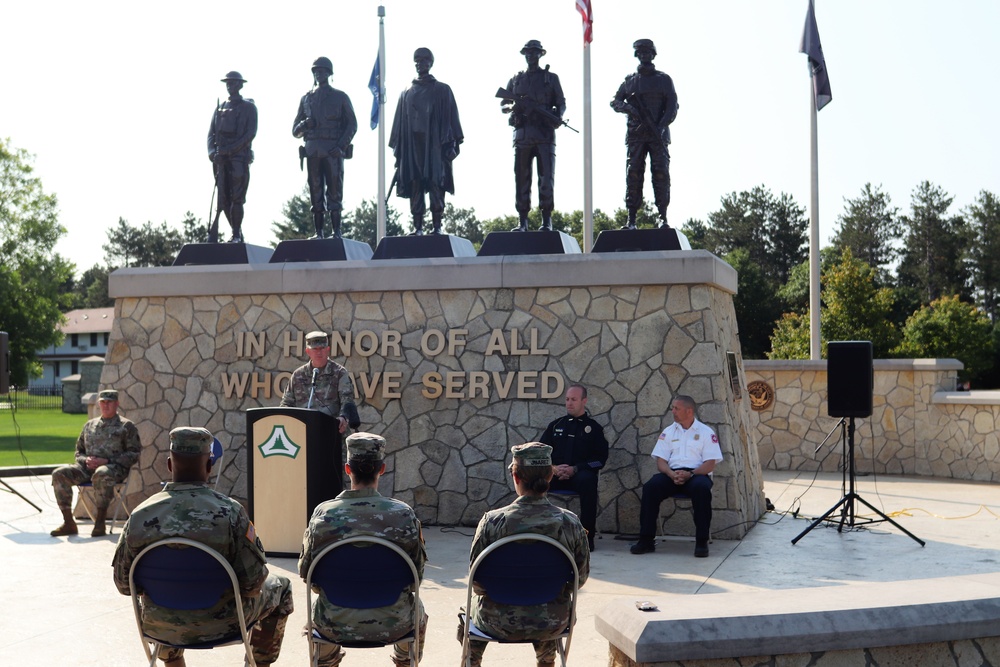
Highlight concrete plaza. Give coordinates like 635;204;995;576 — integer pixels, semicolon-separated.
1;469;999;665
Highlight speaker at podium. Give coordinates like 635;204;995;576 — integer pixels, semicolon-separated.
246;407;343;556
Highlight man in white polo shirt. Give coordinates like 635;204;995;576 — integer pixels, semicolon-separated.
630;395;722;558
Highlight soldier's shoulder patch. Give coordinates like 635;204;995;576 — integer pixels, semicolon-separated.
711;434;719;443
245;522;257;543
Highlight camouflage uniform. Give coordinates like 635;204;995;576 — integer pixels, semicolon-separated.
299;485;427;666
463;443;591;667
112;482;293;664
51;413;141;511
280;358;356;421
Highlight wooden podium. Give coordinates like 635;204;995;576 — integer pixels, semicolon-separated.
246;407;343;556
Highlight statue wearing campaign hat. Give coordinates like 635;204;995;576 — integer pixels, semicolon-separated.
499;40;566;232
207;71;258;243
610;39;679;230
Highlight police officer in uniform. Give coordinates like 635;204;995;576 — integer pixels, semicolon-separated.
279;331;358;435
207;71;257;243
299;433;427;666
293;57;358;239
112;427;293;667
610;39;678;229
50;389;141;537
459;443;590;667
501;40;566;232
538;383;608;551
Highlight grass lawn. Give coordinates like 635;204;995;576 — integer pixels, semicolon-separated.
0;408;88;467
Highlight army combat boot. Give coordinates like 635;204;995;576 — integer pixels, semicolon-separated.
50;507;78;537
540;211;553;232
91;507;107;537
431;211;443;235
310;212;325;240
621;209;638;230
330;210;343;239
511;213;529;232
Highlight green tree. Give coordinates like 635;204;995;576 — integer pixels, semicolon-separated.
102;218;183;267
705;186;807;285
965;190;1000;323
180;210;207;244
896;181;971;307
769;249;899;359
830;183;901;285
681;218;708;249
894;295;994;383
726;248;785;358
271;187;312;242
0;139;75;384
342;198;405;247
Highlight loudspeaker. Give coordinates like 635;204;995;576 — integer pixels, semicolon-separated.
827;340;873;418
0;331;9;394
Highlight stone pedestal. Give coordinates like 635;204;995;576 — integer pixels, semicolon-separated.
478;230;581;256
270;238;373;262
173;242;273;266
373;234;476;260
105;251;763;537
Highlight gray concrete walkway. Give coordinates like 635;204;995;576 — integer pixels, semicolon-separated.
1;469;999;665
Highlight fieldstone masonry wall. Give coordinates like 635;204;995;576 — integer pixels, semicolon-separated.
105;253;765;538
746;359;1000;483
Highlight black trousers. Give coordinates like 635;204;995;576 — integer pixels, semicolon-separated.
513;142;555;214
638;472;713;543
549;467;598;538
624;139;670;212
306;156;345;213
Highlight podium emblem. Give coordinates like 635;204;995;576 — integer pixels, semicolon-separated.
258;425;302;459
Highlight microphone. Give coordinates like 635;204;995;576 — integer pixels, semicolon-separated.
311;367;319;385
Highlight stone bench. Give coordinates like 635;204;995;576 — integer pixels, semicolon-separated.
596;573;1000;666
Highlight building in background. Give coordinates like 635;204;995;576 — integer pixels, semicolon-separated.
31;308;114;393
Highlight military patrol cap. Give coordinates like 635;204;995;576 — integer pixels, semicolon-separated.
633;38;657;56
221;71;246;82
312;56;333;73
511;442;552;467
98;389;119;402
169;427;214;456
305;331;330;348
520;40;546;56
346;432;386;462
413;47;434;64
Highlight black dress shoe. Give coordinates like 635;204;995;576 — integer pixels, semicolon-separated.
629;541;655;555
694;541;709;558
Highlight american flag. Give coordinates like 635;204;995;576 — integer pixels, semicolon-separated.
576;0;593;44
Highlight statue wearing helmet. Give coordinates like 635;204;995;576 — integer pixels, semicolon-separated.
610;39;679;229
292;57;358;239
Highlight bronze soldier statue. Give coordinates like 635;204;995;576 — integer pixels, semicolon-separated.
499;40;566;232
293;57;358;239
207;71;257;243
389;47;463;236
611;39;678;229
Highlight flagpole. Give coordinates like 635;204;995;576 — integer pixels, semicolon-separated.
583;40;593;253
377;5;387;243
808;82;821;361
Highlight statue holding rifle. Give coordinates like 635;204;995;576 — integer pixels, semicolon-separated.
498;40;569;232
611;39;678;229
207;71;257;243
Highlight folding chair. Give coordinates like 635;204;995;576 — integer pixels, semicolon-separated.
77;468;133;534
459;534;580;667
305;535;421;667
128;537;257;667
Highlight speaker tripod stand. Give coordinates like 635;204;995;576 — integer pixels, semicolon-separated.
791;417;924;546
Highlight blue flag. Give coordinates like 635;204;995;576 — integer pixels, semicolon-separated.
368;54;380;129
800;0;832;110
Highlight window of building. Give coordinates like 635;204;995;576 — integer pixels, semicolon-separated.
71;360;79;375
90;333;98;347
71;333;79;347
104;333;109;345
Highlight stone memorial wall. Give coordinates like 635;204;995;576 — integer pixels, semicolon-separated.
105;252;765;537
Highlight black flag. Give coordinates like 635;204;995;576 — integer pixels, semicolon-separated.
800;0;832;110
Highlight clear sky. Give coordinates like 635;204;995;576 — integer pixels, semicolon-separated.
3;1;998;276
